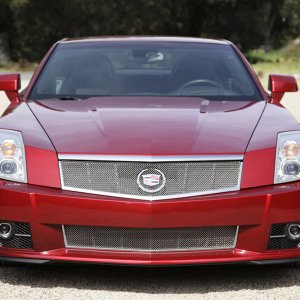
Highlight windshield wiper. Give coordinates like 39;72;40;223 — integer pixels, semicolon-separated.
57;96;82;100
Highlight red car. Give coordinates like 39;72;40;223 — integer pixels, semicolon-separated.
0;37;299;266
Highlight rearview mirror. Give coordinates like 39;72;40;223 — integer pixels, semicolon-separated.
268;74;298;103
129;49;165;63
0;73;21;104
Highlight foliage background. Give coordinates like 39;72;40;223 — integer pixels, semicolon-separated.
0;0;299;62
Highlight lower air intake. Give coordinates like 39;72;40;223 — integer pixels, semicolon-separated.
63;225;238;252
268;223;300;250
0;222;33;249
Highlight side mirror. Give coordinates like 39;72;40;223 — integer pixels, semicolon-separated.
268;74;298;103
0;73;21;104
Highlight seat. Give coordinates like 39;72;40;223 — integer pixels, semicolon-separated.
65;54;115;95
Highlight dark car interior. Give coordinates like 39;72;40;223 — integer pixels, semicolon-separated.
29;43;262;100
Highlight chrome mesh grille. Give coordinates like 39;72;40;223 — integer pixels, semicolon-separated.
63;225;238;252
60;159;242;200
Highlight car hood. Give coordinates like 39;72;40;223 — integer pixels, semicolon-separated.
27;97;266;155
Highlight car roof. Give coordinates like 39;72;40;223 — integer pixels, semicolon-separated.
59;36;230;45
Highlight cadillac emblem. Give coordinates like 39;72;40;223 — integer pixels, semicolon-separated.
137;168;166;193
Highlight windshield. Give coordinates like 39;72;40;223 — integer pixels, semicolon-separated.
29;41;263;101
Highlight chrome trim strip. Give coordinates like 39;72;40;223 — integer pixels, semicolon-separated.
62;225;68;247
59;182;241;200
59;160;65;195
62;225;239;251
59;160;243;201
58;154;244;162
270;235;286;238
15;233;31;237
234;226;239;248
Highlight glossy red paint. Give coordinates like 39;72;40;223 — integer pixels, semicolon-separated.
269;74;298;93
27;98;265;155
61;36;230;45
0;73;21;105
268;74;298;103
1;180;300;265
1;37;300;266
0;73;20;92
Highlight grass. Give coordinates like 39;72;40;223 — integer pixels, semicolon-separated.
0;62;37;73
249;38;300;89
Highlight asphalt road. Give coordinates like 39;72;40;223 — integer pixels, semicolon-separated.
1;73;300;300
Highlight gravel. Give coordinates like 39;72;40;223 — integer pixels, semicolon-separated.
1;263;300;300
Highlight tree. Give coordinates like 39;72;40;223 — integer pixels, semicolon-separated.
0;0;298;61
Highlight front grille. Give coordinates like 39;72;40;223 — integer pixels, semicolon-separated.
63;225;238;252
60;158;242;200
0;222;33;249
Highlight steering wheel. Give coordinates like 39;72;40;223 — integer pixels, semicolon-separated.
179;79;224;90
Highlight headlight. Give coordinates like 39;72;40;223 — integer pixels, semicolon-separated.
275;131;300;184
0;130;27;183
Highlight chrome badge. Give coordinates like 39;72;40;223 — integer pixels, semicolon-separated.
137;169;166;193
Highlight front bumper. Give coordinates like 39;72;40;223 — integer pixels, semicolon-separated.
1;180;300;266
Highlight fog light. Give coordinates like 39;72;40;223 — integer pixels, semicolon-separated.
283;161;300;176
0;160;17;175
0;223;15;240
285;224;300;241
